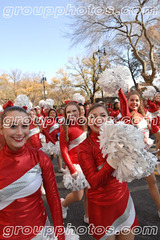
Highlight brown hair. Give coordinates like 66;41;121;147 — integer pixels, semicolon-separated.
1;106;27;126
127;91;146;117
62;102;86;141
87;103;108;137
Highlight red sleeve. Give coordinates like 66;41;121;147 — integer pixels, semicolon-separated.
59;129;77;174
39;151;65;240
107;108;113;116
78;142;115;190
147;99;157;112
118;89;131;118
41;127;56;144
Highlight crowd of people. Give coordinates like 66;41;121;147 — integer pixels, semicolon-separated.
0;88;160;240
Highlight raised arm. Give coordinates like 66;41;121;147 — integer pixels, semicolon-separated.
147;99;157;112
118;88;131;118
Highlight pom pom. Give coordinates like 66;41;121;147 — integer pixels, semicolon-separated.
142;86;157;100
98;65;132;96
42;141;60;156
39;100;46;108
114;98;120;103
0;105;3;112
45;98;54;109
99;121;157;182
63;164;88;191
14;95;31;113
73;93;85;105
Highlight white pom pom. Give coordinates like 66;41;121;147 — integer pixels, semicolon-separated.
73;93;85;104
142;86;157;100
42;141;60;156
29;101;33;109
14;94;31;113
63;164;88;191
39;100;46;108
98;65;132;96
99;121;157;182
45;99;54;108
0;105;3;112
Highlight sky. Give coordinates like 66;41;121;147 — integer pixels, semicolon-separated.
0;0;87;82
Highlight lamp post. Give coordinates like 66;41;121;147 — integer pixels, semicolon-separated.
93;47;106;101
41;76;47;100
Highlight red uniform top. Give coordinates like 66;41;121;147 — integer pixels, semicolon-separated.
78;131;128;205
147;99;160;134
108;108;122;122
27;122;56;150
27;122;42;149
118;89;151;145
44;118;60;143
0;144;64;240
59;123;87;175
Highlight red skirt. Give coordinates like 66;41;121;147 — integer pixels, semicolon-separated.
88;192;138;239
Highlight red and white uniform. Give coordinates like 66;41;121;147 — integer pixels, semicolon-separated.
0;144;64;240
108;108;122;122
27;122;56;150
78;131;138;239
27;122;42;150
59;123;87;175
147;99;160;134
118;89;152;147
57;114;64;124
44;118;60;143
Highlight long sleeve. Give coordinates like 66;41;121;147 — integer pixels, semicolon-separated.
39;151;65;240
42;127;56;144
118;88;131;119
78;144;115;190
59;129;77;174
147;99;157;112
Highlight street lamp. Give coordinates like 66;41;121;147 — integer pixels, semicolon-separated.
93;47;106;101
41;76;47;100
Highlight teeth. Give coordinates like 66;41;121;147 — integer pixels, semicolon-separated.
14;138;23;140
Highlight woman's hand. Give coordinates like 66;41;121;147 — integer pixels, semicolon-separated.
71;171;78;179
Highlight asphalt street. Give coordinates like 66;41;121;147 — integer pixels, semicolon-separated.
42;141;160;240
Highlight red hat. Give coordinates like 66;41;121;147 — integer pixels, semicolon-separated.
3;100;14;110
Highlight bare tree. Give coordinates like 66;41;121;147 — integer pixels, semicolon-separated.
68;56;110;103
69;0;160;85
9;69;22;97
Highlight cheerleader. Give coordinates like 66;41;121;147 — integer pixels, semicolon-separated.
27;109;56;150
59;102;88;222
118;89;160;218
44;108;64;173
147;92;160;160
0;106;64;240
78;103;138;240
27;109;43;150
108;99;122;122
27;109;57;195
